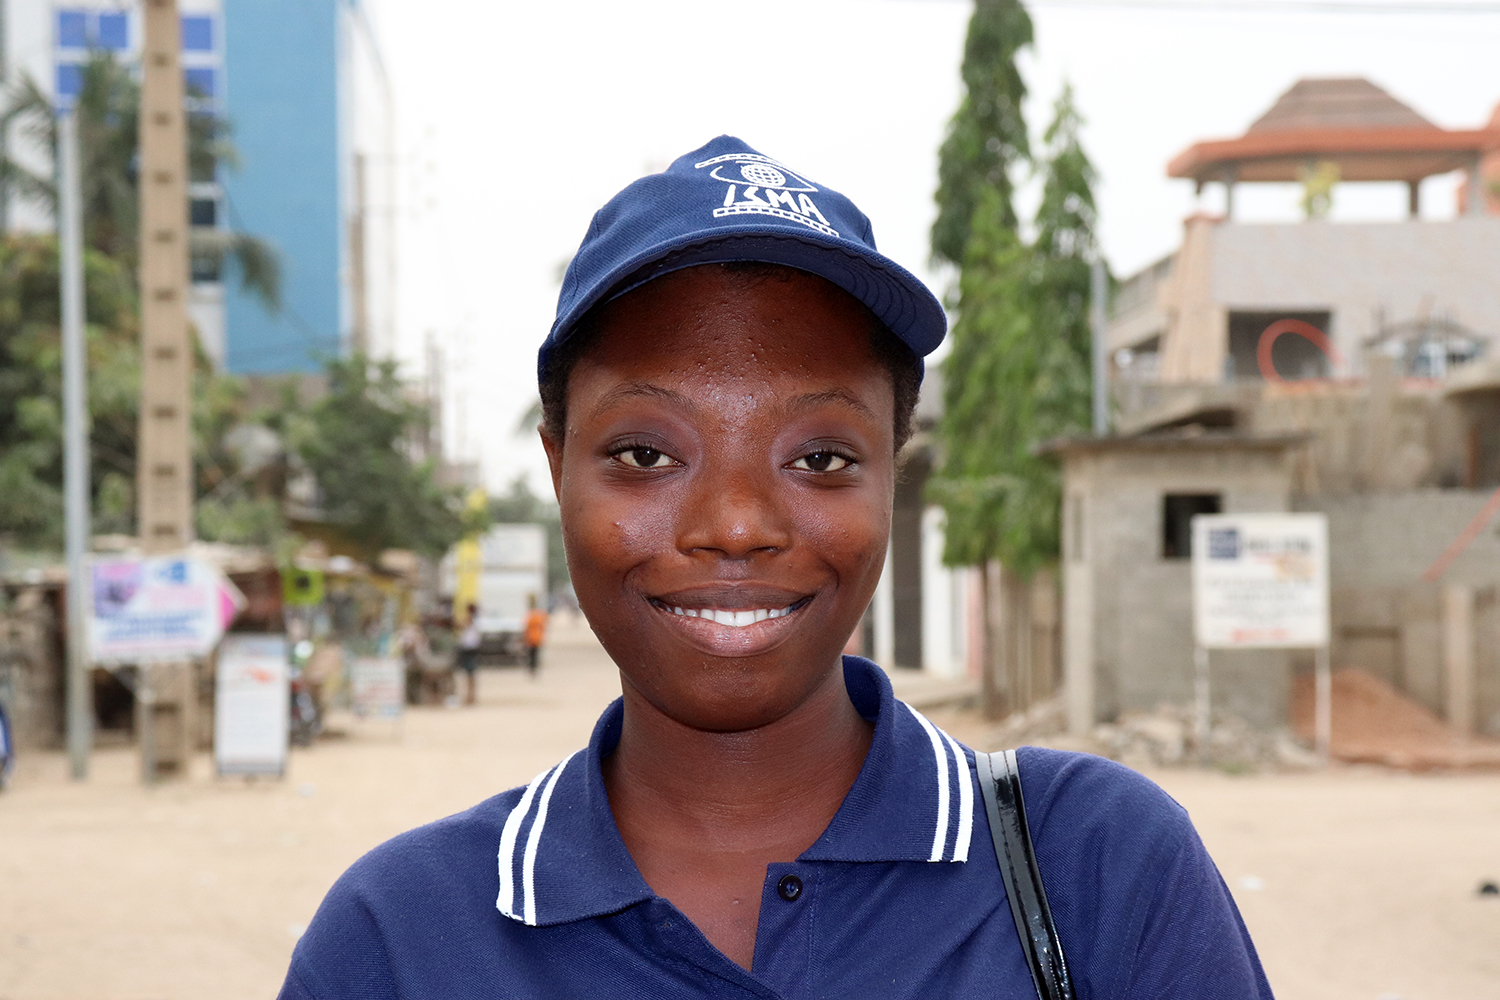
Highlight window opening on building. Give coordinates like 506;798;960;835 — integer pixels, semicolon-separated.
1369;315;1485;379
55;63;83;100
181;15;214;52
184;67;216;100
191;250;222;284
1162;493;1221;559
56;9;130;51
56;10;88;49
1226;311;1332;381
1114;335;1160;383
190;198;217;227
97;12;128;49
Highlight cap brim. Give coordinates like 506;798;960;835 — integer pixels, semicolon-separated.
542;230;946;380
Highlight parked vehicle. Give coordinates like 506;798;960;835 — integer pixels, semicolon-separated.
446;524;547;666
288;640;322;747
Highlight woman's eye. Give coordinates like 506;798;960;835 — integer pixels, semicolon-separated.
616;446;673;469
791;451;851;473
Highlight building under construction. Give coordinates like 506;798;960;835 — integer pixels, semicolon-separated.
1066;78;1500;743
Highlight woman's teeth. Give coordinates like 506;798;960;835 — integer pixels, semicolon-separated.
666;606;794;627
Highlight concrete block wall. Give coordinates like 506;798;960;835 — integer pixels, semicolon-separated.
0;587;64;750
1064;442;1297;730
1298;490;1500;733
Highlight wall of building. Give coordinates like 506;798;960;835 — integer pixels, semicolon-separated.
1296;490;1500;734
3;0;229;361
221;0;342;373
1118;216;1500;386
1212;219;1500;378
1064;443;1296;731
0;586;63;750
1249;364;1470;493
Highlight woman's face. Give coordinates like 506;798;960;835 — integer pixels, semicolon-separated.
543;265;896;733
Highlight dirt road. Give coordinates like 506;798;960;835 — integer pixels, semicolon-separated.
2;622;1496;999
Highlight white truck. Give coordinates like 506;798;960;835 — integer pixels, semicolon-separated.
473;524;547;663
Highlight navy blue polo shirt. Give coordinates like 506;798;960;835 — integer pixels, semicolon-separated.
280;657;1273;999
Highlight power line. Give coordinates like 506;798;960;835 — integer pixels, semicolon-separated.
901;0;1500;13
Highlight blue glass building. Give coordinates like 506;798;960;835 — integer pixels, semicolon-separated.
28;0;389;374
221;0;344;373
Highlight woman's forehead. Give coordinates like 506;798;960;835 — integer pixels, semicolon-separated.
581;265;882;376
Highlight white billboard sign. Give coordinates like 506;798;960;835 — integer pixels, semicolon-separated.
214;634;289;777
90;556;245;663
1192;513;1329;649
350;656;404;719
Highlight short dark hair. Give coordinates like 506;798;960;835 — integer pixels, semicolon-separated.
539;262;922;450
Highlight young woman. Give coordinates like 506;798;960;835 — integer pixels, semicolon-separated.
279;136;1273;999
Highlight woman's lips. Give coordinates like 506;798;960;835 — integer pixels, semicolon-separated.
652;599;808;628
644;589;815;653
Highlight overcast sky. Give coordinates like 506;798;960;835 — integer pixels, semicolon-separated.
364;0;1500;496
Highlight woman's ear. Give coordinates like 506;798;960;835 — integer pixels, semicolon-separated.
540;423;564;503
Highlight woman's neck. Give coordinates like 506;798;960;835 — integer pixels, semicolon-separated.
603;663;874;846
600;662;874;969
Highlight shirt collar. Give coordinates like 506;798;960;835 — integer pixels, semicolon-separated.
495;656;976;927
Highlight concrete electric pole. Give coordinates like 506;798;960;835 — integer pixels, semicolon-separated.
136;0;194;780
138;0;192;551
59;109;91;781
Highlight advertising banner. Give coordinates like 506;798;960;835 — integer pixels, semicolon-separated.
214;634;289;777
90;556;245;663
350;656;403;719
1191;513;1330;649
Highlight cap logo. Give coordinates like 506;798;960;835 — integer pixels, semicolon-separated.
694;152;838;238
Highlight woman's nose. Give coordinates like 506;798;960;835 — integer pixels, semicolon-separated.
676;460;793;560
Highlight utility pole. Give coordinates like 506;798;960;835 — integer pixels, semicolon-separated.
349;153;369;354
59;109;91;781
1090;257;1109;436
137;0;194;780
0;0;10;232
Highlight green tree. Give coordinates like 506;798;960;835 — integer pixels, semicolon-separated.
933;83;1102;576
0;232;262;549
0;235;140;547
288;353;479;559
0;51;280;308
931;188;1041;570
1010;83;1102;566
930;0;1033;266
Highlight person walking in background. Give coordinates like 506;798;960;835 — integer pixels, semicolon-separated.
523;596;548;677
455;603;480;706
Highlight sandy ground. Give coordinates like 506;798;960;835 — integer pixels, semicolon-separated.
2;620;1497;1000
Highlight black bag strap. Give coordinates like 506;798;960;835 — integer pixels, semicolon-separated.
976;750;1076;1000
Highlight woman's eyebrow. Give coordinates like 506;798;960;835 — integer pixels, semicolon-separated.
786;388;876;419
588;382;695;419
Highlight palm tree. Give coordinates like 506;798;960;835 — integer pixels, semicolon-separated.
0;50;280;309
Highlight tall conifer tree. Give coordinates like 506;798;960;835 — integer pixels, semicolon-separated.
934;80;1102;576
930;0;1033;266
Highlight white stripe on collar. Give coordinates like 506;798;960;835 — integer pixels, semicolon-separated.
521;750;578;925
902;703;974;863
497;765;551;921
905;703;952;862
496;751;580;923
940;728;974;863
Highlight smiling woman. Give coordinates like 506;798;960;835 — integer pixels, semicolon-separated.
277;136;1274;1000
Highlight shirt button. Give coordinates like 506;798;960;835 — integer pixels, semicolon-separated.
776;874;803;902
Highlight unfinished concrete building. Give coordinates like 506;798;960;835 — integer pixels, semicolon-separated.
1069;78;1500;738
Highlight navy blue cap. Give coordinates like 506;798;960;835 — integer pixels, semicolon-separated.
539;135;947;384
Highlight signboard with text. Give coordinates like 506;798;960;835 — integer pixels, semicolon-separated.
350;656;403;719
1191;513;1329;649
214;634;289;777
90;556;245;663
